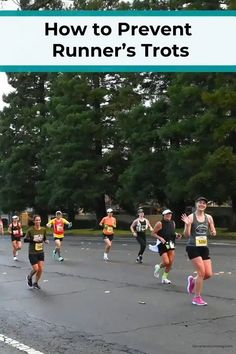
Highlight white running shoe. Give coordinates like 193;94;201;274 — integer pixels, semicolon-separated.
103;254;109;261
13;256;18;261
58;256;64;262
162;278;172;284
154;264;161;278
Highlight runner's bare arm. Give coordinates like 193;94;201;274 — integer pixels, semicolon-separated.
130;220;137;236
147;220;153;232
181;213;193;238
207;214;216;236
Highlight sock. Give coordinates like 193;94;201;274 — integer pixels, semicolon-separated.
57;249;61;257
162;272;169;279
28;270;36;279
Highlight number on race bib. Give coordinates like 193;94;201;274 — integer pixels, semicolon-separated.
195;236;207;247
35;243;43;251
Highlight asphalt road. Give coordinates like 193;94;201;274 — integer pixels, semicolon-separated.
0;234;236;354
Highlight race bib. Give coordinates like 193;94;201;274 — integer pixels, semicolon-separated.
106;226;113;233
35;243;43;251
195;236;207;247
166;241;175;250
13;230;19;235
56;225;64;232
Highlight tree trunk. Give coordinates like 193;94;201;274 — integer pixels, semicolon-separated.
67;208;75;225
229;196;236;231
35;207;48;226
94;194;106;227
171;200;187;229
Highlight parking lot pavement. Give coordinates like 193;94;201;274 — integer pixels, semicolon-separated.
0;235;236;354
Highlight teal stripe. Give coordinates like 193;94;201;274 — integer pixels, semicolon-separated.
1;66;236;72
0;10;236;16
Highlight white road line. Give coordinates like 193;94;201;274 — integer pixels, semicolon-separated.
0;334;45;354
211;242;234;246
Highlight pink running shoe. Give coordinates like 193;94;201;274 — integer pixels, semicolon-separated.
187;275;195;294
192;296;207;306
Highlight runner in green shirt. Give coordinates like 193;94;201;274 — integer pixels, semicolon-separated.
24;215;49;289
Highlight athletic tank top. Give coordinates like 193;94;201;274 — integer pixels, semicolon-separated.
135;219;147;235
11;223;22;237
187;213;209;247
158;220;176;242
53;219;65;235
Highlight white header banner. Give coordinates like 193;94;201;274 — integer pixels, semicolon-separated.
0;11;236;70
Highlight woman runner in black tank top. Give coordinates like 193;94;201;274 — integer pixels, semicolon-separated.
151;209;182;284
130;208;153;264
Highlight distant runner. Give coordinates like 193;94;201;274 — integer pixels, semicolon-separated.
99;208;116;261
130;208;153;264
151;209;182;284
0;216;4;236
8;215;23;261
181;196;216;306
24;215;49;289
46;211;72;262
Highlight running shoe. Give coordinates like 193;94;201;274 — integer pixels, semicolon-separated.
154;264;161;278
13;256;18;261
187;275;195;294
192;296;207;306
33;282;41;290
136;255;143;264
27;275;33;287
103;254;109;261
162;278;172;284
58;256;64;262
52;249;57;259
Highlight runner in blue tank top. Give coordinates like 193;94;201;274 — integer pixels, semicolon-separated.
181;197;216;306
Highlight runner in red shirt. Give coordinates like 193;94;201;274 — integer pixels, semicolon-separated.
8;215;23;261
0;217;4;236
47;211;72;262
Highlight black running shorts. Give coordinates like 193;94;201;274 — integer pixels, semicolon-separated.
186;246;210;260
29;253;45;265
158;242;175;256
103;234;114;241
11;236;22;242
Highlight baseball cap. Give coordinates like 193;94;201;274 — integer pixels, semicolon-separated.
12;215;18;219
56;210;62;215
107;208;113;213
162;209;173;215
195;196;208;203
137;208;144;213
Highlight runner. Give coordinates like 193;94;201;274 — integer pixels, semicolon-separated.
0;216;4;236
8;215;23;261
99;208;117;261
181;196;216;306
151;209;182;284
24;215;49;289
130;208;153;263
46;211;72;262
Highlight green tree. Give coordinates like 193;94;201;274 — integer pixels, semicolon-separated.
38;72;142;221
